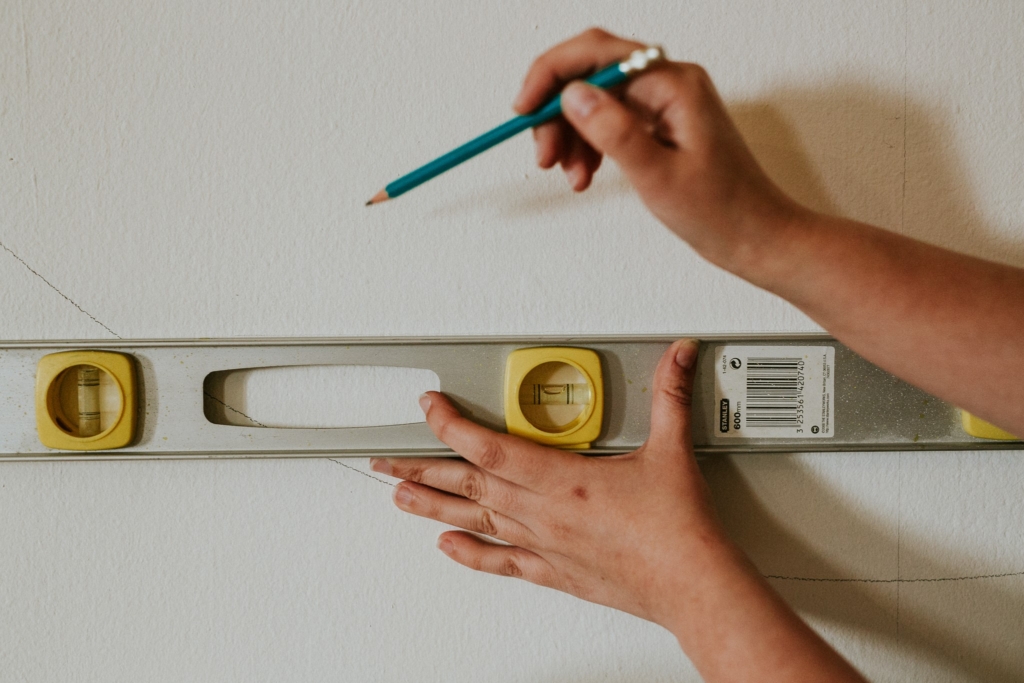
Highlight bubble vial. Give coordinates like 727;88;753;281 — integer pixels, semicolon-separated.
504;347;604;449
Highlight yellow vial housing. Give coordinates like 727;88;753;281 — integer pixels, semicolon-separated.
504;347;603;449
960;410;1018;441
36;350;138;451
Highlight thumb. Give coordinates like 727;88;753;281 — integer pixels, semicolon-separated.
560;81;671;187
646;339;700;453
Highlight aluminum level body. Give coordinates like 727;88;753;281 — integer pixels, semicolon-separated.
1;336;1019;461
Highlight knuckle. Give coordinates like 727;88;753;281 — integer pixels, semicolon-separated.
674;63;714;98
476;439;508;473
475;509;499;537
583;26;611;42
670;62;695;84
676;61;708;81
687;62;711;83
659;383;694;409
459;470;487;501
392;462;424;483
498;554;525;578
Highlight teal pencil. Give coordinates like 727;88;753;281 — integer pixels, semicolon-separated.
366;46;664;205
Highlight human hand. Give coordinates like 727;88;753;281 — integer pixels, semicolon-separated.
513;28;806;278
370;340;745;629
372;340;868;681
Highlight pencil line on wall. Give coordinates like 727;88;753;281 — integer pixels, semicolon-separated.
0;238;384;498
766;570;1024;584
1;234;389;495
896;0;909;644
203;393;269;428
329;459;396;487
900;0;909;237
0;238;121;338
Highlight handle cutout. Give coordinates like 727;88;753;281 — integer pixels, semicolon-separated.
203;365;439;429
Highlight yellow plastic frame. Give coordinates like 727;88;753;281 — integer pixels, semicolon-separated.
36;350;137;451
960;411;1018;441
504;347;603;449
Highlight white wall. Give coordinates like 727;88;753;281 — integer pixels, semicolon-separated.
2;1;1023;680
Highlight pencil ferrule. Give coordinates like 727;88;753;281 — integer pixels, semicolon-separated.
619;46;666;74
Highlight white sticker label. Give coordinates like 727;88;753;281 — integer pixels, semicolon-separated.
713;346;835;439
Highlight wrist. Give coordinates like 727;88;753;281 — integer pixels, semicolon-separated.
647;528;757;633
694;195;820;293
657;538;781;659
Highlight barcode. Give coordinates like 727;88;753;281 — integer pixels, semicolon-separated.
745;357;805;428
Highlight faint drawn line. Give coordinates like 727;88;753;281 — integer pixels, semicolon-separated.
19;0;30;102
766;571;1024;584
329;459;396;487
5;27;375;497
897;0;908;642
896;451;902;637
0;233;385;493
0;238;121;338
202;392;269;428
900;0;909;235
205;398;397;491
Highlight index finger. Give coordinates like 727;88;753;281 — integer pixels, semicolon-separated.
420;391;577;491
513;28;645;114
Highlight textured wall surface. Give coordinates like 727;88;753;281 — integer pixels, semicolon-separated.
2;1;1023;681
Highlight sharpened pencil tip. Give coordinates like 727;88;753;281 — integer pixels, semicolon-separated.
366;189;389;206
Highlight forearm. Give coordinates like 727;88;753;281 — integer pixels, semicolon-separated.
663;538;865;682
735;211;1024;437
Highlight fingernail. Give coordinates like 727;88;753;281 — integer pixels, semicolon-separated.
394;485;414;506
369;458;392;475
418;393;431;413
566;166;582;189
512;92;528;113
675;340;700;369
562;82;599;118
438;537;454;554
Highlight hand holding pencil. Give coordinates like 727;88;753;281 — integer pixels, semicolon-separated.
366;40;664;204
514;29;800;273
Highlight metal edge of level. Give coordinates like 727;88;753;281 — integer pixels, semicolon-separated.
3;443;1023;464
0;333;836;348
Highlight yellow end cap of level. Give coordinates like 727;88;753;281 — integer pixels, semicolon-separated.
960;411;1018;441
36;350;137;451
504;347;603;449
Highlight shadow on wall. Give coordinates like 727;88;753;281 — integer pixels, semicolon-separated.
702;455;1024;683
436;80;1024;272
430;82;1024;682
711;82;1024;681
730;81;1024;268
